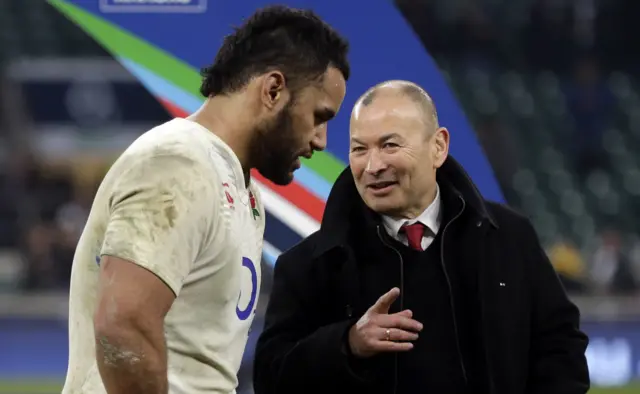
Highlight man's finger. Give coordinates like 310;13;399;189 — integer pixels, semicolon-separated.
372;340;414;353
378;314;423;332
369;287;400;314
379;327;419;342
395;309;413;318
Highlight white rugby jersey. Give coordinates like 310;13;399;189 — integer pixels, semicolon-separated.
62;118;265;394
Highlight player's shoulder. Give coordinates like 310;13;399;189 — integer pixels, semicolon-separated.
125;118;211;161
111;118;221;179
101;118;224;198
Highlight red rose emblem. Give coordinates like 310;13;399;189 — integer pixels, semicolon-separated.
249;191;260;220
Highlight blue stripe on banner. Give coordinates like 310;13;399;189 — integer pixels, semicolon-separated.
117;56;203;113
264;210;303;255
295;164;331;200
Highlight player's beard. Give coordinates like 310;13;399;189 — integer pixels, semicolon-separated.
251;102;301;186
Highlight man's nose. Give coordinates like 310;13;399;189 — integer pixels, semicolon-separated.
365;149;387;174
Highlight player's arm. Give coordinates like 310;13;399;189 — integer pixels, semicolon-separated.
93;150;216;394
94;256;174;393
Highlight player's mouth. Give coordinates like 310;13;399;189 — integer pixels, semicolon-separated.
367;181;398;195
292;152;313;170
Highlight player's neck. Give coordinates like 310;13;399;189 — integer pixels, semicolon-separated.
189;97;254;178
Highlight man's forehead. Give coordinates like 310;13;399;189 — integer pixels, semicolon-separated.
350;98;428;141
353;95;424;123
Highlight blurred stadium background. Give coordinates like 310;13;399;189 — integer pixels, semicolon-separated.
0;0;639;392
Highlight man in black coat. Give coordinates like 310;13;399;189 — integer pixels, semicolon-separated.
253;80;589;394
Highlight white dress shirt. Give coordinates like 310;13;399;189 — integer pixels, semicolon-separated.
381;183;442;250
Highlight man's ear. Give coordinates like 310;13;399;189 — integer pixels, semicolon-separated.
433;127;450;168
261;71;289;110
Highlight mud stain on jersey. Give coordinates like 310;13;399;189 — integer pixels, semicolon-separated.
164;205;177;228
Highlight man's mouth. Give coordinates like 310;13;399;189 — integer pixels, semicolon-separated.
367;181;398;191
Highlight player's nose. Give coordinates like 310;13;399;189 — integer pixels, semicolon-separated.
311;125;327;151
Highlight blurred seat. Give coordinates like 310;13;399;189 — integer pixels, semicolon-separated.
0;249;23;292
445;65;640;250
0;0;104;62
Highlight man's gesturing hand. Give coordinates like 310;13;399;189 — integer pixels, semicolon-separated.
347;287;423;358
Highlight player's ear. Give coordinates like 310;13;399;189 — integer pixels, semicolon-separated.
261;71;289;110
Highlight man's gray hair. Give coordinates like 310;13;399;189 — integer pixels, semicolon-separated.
355;80;439;129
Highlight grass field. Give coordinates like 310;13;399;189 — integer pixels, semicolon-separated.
590;387;640;393
0;381;638;393
0;381;62;394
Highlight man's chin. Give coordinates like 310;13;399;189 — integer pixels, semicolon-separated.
364;196;402;216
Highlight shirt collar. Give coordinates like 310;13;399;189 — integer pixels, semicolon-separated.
181;117;247;191
381;183;442;238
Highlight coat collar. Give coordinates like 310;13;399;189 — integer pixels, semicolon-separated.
314;156;498;257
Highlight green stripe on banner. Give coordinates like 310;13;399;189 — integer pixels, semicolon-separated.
301;153;345;183
48;0;346;184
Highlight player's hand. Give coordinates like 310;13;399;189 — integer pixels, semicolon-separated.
347;287;423;358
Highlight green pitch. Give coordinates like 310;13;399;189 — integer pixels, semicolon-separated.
590;387;640;393
0;380;62;394
0;381;638;393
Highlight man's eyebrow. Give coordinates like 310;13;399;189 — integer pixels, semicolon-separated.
350;133;403;145
379;132;402;142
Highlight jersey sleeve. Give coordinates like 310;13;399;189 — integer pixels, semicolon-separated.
100;149;218;296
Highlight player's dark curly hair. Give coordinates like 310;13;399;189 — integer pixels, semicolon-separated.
199;5;350;97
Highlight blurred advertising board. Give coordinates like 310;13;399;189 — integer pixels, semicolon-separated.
0;315;638;387
4;57;169;165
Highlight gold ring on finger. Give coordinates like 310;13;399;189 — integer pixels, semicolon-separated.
385;328;391;341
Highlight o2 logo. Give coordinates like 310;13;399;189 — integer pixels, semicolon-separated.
235;257;258;321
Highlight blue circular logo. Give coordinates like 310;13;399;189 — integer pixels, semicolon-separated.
236;257;258;321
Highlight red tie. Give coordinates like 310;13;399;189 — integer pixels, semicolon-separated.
401;222;426;251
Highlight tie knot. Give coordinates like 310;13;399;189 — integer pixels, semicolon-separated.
401;222;426;251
